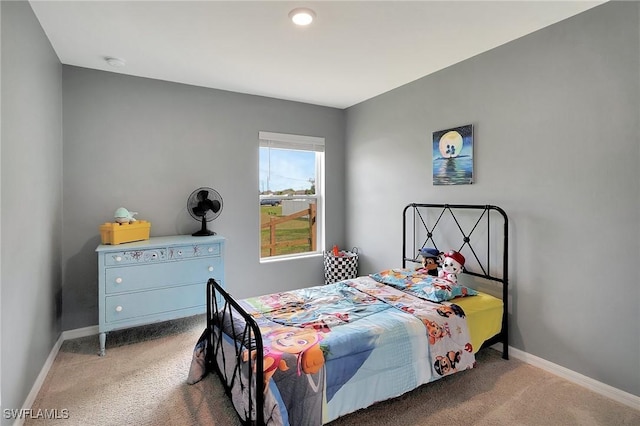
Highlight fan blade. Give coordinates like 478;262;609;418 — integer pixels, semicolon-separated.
197;190;209;201
202;199;216;211
192;205;207;216
210;199;221;213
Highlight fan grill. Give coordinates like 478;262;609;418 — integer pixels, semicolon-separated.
187;187;223;236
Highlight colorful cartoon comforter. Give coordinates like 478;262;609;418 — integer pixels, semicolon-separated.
195;276;475;425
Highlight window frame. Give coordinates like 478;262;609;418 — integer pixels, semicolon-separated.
259;131;325;262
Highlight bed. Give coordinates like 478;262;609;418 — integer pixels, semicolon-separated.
188;203;509;425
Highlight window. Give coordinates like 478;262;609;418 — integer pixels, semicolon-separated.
259;131;324;260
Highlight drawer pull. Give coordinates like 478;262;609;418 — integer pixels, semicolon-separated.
208;247;214;253
208;266;214;272
115;256;122;262
115;277;123;284
115;306;123;312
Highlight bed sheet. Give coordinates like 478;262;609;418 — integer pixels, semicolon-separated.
453;291;503;353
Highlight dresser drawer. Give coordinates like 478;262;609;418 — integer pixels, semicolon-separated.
105;256;222;294
104;283;205;323
104;248;168;266
167;243;221;260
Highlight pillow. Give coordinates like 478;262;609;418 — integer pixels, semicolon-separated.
369;268;478;302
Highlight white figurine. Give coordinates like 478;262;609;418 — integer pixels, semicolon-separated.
439;251;465;284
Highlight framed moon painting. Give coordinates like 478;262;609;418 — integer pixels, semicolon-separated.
432;124;474;185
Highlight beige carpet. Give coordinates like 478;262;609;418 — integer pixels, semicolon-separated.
27;315;639;426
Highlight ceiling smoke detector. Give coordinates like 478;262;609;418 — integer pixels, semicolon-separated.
105;57;126;67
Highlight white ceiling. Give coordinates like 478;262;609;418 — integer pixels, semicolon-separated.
29;1;605;109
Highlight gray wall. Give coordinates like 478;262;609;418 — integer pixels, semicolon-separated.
62;66;346;330
1;0;63;421
345;1;640;397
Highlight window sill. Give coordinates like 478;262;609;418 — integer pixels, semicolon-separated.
260;251;323;264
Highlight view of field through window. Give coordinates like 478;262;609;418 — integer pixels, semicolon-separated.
259;146;319;258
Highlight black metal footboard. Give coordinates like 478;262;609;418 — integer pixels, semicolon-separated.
206;278;265;425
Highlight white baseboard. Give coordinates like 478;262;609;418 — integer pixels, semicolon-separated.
501;345;640;411
13;333;65;426
13;326;99;426
61;325;99;341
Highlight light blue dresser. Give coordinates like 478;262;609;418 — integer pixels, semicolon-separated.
96;234;225;356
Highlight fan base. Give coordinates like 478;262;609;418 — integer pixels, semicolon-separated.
192;229;216;237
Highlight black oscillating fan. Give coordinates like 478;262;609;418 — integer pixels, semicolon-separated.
187;187;223;236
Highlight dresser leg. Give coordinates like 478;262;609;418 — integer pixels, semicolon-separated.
99;332;106;356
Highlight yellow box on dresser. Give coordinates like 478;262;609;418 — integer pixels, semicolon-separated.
99;220;151;245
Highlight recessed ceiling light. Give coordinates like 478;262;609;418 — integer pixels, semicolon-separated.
105;57;126;67
289;8;316;26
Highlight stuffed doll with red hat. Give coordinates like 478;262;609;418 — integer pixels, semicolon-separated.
438;250;465;284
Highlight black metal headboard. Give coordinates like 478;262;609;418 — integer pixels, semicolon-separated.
402;203;508;280
402;203;509;358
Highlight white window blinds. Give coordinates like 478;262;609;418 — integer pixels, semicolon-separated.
259;131;325;152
